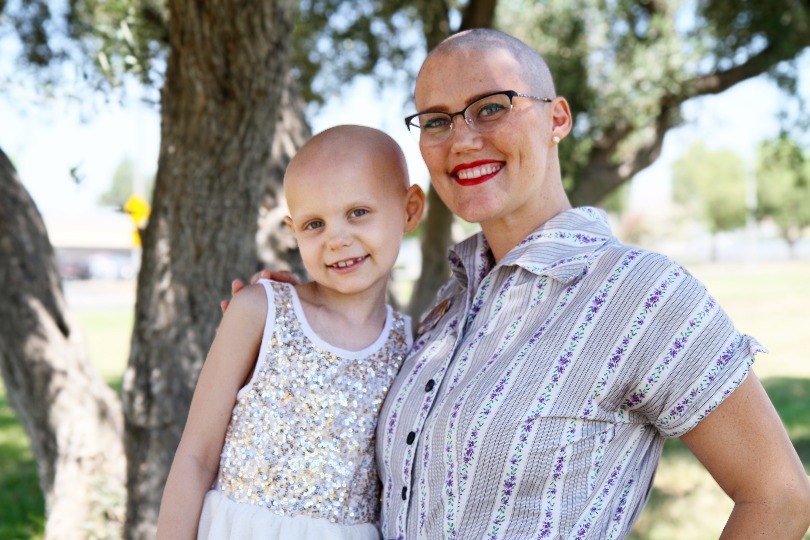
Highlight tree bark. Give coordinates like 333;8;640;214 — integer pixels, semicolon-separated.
0;148;126;539
460;0;497;29
256;72;310;280
121;0;297;537
408;187;455;319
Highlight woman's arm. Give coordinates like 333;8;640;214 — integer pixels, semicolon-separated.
680;371;810;539
157;284;267;540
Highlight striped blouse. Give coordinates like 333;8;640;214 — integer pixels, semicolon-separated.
377;207;763;540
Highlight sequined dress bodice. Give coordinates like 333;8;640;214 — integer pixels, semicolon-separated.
216;281;410;526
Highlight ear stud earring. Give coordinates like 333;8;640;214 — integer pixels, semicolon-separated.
552;135;561;145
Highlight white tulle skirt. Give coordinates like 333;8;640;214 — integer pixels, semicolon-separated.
197;490;381;540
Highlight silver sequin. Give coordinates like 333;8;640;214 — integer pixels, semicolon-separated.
217;282;409;525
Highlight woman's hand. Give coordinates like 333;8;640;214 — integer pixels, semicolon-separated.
220;269;300;313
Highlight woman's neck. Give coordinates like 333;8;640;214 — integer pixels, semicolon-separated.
483;199;572;263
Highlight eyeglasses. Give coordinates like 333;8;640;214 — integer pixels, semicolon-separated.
404;90;552;146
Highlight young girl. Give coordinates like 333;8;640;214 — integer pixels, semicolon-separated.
157;125;425;540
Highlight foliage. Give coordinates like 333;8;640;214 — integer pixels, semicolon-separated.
97;158;134;207
671;141;747;234
2;0;809;202
497;0;809;200
2;0;435;104
290;0;429;105
66;0;168;91
97;156;154;207
755;135;810;251
1;0;167;98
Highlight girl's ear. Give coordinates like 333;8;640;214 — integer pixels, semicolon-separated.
283;216;295;233
403;185;426;233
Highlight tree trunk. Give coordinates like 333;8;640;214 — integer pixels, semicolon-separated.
121;0;297;537
784;231;798;260
256;72;310;280
0;148;126;539
408;0;496;320
409;188;454;319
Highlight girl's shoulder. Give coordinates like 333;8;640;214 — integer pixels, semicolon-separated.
225;282;270;322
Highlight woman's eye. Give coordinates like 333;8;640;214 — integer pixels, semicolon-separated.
303;220;323;231
477;102;507;119
350;208;369;218
423;115;451;130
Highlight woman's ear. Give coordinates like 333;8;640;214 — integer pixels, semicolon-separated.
550;96;573;142
403;185;426;233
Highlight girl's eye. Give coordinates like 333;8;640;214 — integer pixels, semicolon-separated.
303;220;324;231
350;208;369;218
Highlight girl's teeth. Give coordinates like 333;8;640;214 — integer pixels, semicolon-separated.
334;257;363;268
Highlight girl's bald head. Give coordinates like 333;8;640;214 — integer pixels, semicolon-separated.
284;125;410;197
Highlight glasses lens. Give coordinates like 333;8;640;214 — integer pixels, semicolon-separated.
410;112;453;146
465;93;512;132
406;121;422;145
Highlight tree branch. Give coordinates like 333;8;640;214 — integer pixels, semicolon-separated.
687;37;810;98
570;104;676;206
572;29;810;206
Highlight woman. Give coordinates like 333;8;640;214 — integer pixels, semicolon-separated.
234;29;810;540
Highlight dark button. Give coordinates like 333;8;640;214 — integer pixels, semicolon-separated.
425;379;435;392
402;486;408;500
406;431;416;445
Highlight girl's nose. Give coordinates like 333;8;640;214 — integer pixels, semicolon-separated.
326;227;353;249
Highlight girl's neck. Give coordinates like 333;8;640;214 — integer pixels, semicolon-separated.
293;281;389;351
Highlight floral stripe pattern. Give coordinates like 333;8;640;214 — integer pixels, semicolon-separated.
377;207;763;540
581;265;685;420
487;250;641;539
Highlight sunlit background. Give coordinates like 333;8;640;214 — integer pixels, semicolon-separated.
1;3;809;538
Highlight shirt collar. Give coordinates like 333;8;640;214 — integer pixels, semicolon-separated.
448;207;615;289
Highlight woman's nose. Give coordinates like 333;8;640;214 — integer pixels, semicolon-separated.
448;116;484;152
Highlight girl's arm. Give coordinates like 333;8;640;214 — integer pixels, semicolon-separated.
680;371;810;539
156;284;267;540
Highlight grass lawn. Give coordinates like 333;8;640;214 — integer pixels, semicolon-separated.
629;261;810;540
1;262;808;538
0;392;45;539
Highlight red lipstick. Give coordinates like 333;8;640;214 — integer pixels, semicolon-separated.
450;160;504;186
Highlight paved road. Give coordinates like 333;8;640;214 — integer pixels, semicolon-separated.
63;279;136;310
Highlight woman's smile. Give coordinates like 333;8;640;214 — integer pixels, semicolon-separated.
451;160;504;186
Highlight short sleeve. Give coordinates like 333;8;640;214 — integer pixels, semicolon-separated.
619;263;766;438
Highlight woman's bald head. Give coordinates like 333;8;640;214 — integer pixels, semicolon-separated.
419;29;556;98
